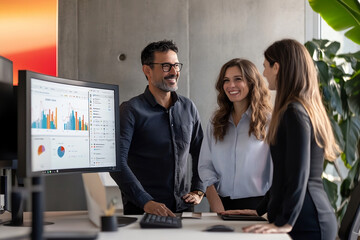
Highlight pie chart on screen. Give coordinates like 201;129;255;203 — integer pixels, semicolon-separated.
57;146;65;158
38;145;45;155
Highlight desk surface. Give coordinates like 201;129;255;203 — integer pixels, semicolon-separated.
0;211;291;240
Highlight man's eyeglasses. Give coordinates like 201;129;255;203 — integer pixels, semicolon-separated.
149;62;183;72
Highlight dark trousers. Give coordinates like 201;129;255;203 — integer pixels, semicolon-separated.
219;195;264;210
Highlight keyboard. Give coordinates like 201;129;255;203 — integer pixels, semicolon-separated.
139;213;182;228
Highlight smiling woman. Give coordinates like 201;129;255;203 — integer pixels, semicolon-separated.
222;66;250;122
0;0;57;85
198;58;273;213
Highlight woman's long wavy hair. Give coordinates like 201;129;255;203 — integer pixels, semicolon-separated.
265;39;340;161
212;58;272;142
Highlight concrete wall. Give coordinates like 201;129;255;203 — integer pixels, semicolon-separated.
47;0;306;211
189;0;304;124
58;0;305;127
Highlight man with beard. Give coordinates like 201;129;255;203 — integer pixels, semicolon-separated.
110;40;205;216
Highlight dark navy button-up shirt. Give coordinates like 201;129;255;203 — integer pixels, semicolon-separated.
110;86;204;212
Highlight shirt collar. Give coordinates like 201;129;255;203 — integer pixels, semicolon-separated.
143;85;179;108
229;106;252;123
244;106;252;117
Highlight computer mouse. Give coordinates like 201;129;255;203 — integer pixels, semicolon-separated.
205;224;235;232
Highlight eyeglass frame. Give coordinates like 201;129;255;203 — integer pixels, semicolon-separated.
148;62;183;72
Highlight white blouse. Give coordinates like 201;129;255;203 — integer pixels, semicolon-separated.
198;108;273;199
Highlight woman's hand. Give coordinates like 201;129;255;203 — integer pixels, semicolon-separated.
243;223;292;234
219;209;258;216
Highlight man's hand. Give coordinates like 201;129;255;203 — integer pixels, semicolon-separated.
219;209;258;216
182;191;203;205
143;201;176;217
243;223;292;234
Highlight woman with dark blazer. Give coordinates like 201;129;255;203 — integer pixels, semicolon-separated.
234;39;340;240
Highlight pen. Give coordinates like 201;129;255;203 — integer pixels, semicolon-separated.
105;198;117;216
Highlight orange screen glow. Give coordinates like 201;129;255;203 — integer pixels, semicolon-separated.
0;0;57;85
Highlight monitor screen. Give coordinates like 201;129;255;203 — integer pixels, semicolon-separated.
0;56;17;162
17;70;120;177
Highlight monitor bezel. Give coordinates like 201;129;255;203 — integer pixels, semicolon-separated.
18;70;120;178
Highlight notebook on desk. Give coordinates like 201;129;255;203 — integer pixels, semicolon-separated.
219;213;267;221
181;212;202;219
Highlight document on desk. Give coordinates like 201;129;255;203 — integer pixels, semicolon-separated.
181;212;202;219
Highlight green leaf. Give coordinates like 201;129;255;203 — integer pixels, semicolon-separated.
345;74;360;115
324;41;341;59
341;152;348;167
323;159;330;169
345;27;360;44
338;51;360;71
324;83;343;115
305;41;318;59
337;201;348;221
339;78;350;116
340;177;352;198
340;116;360;165
308;0;360;44
331;65;347;79
313;39;330;49
347;158;360;186
315;60;331;85
323;177;339;209
329;115;345;150
348;96;360;116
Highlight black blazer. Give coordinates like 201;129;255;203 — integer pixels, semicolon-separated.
257;102;337;240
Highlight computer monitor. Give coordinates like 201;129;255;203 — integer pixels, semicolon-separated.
17;70;120;178
0;56;17;216
15;70;120;238
0;56;17;162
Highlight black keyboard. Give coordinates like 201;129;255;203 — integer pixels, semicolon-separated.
139;213;182;228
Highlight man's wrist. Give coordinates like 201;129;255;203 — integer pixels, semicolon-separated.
191;190;204;197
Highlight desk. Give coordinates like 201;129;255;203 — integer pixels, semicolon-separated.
0;211;291;240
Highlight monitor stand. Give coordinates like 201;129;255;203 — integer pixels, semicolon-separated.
3;187;31;227
3;178;52;228
32;176;44;239
31;176;98;240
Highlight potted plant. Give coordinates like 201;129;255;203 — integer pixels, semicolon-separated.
307;0;360;223
305;39;360;222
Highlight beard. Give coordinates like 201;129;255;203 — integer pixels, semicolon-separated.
152;74;178;92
